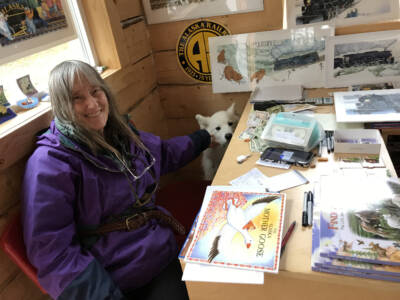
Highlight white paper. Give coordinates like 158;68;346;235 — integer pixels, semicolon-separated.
182;263;264;284
229;167;269;188
264;170;309;192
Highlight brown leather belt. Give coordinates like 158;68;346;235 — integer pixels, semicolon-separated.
80;210;186;236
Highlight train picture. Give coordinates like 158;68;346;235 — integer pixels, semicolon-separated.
334;89;400;123
287;0;399;28
334;50;395;69
298;0;355;24
326;30;400;88
274;52;320;71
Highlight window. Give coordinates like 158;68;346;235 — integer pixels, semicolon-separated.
0;0;95;106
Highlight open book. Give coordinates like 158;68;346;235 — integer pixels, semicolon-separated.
184;186;286;273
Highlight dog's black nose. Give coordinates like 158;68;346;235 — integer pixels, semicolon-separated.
225;133;232;141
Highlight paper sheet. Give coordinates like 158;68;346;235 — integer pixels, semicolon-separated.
264;170;309;192
229;167;269;188
182;263;264;284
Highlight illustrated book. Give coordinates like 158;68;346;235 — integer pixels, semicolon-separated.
184;186;286;273
311;174;400;282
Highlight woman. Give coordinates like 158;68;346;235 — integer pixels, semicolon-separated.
22;60;211;299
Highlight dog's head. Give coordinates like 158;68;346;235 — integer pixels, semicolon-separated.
195;103;239;146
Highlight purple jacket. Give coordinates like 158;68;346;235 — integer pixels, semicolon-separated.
22;120;210;299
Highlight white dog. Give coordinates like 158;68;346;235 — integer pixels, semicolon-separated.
195;104;239;180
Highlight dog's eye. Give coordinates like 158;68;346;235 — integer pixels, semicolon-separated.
228;122;233;126
216;126;221;131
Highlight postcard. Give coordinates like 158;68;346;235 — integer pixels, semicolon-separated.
209;25;334;93
334;89;400;123
287;0;399;28
142;0;264;24
326;30;400;88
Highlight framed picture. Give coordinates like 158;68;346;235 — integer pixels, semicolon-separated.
287;0;399;28
326;30;400;88
0;0;76;64
209;24;334;93
142;0;264;24
16;75;38;96
334;89;400;123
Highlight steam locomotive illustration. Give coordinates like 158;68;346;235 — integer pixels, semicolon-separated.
334;50;395;69
274;52;319;71
348;93;400;115
298;0;355;24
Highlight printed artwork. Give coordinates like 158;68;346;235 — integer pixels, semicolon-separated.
184;186;286;273
334;89;400;123
0;0;69;47
16;74;38;96
326;30;400;88
287;0;399;28
142;0;264;24
209;25;333;93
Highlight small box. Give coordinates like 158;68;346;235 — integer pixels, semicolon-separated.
334;129;381;155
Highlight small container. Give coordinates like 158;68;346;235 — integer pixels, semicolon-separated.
334;129;381;155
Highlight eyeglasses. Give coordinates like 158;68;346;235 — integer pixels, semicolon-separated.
123;148;156;181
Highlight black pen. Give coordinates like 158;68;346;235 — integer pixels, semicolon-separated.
302;191;308;227
326;131;331;154
330;131;335;152
307;191;314;226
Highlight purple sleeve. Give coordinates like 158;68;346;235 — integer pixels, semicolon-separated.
21;147;118;299
139;130;210;176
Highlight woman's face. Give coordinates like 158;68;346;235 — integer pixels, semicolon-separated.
72;76;109;133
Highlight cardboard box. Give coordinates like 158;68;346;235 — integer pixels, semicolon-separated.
334;129;381;155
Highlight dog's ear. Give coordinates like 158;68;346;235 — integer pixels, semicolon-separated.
195;114;209;129
227;103;237;116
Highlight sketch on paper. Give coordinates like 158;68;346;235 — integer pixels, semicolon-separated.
334;89;400;123
143;0;264;24
209;26;333;93
287;0;399;28
326;30;400;88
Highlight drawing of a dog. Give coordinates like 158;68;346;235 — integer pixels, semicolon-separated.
195;103;239;180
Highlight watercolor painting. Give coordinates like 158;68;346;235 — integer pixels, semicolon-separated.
326;30;400;88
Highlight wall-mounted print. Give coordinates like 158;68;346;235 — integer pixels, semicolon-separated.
287;0;399;28
0;0;75;64
326;30;400;88
334;89;400;123
209;25;333;93
142;0;264;24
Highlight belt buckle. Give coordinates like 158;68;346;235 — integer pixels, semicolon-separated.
125;213;140;231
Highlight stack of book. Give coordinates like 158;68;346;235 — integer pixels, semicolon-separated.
179;186;286;276
311;174;400;282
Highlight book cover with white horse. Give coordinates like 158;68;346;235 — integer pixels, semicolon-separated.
184;186;286;273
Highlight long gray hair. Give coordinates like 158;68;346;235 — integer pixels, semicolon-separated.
49;60;144;159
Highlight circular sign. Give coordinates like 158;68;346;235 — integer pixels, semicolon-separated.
177;20;230;83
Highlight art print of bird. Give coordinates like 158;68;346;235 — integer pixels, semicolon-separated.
208;195;280;262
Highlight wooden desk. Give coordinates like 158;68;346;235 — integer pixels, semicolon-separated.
185;102;400;300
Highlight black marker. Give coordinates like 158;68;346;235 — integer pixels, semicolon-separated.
302;191;308;227
307;191;314;226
